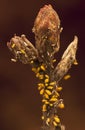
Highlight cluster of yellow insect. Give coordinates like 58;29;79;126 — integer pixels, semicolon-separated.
31;60;65;127
10;41;78;128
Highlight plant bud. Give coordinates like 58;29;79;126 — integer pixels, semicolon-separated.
7;35;38;64
33;5;62;57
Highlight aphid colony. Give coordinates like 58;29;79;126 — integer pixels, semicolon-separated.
8;38;78;128
31;60;64;127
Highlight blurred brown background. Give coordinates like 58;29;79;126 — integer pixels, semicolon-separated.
0;0;85;130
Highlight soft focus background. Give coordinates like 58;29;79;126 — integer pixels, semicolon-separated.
0;0;85;130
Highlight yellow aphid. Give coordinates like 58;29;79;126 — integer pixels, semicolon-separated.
45;83;48;87
54;116;60;123
58;103;64;109
45;102;49;105
38;86;41;90
49;81;56;86
74;60;78;65
40;89;44;95
47;86;53;89
36;72;40;77
11;43;15;48
42;99;49;104
45;78;49;83
36;67;40;72
49;103;53;106
20;49;25;54
45;101;49;105
38;83;44;90
44;93;49;99
53;59;56;63
40;65;45;71
64;74;71;80
55;92;60;97
38;86;44;90
50;97;57;102
45;74;49;79
52;94;56;99
42;99;47;102
30;60;34;64
53;121;57;126
32;67;37;73
56;87;62;92
42;104;47;112
41;116;44;120
38;83;44;87
45;90;52;95
46;118;50;122
11;58;17;62
39;74;44;79
46;118;50;125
